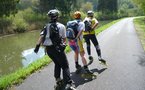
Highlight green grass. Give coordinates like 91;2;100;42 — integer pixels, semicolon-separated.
95;19;122;34
0;18;123;90
0;56;51;90
133;16;145;50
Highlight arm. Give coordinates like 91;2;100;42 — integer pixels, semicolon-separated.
34;36;43;53
92;18;99;30
61;25;67;44
92;22;98;30
75;22;84;39
76;30;83;39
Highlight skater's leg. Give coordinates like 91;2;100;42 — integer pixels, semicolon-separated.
57;52;72;84
46;46;61;80
77;39;87;66
83;35;94;65
83;35;91;56
90;34;102;57
70;44;81;68
90;35;106;64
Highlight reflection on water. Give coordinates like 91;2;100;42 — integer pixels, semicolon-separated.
0;30;44;77
22;48;45;67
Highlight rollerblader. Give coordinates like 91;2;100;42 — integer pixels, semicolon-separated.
34;9;76;90
66;11;93;74
83;10;107;66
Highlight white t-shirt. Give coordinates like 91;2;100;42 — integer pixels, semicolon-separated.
75;20;85;40
40;22;66;46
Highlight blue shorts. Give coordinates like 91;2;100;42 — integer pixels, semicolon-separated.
70;45;78;51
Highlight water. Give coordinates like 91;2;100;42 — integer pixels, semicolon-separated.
0;30;45;77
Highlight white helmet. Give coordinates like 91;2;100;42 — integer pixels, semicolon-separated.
87;10;94;17
47;9;60;20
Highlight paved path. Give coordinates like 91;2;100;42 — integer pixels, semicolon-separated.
11;18;145;90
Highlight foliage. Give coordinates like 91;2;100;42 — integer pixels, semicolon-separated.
81;2;93;13
95;18;123;34
0;17;13;34
133;0;145;14
11;11;28;33
37;0;77;16
97;11;118;20
117;0;142;17
0;0;20;17
98;0;118;13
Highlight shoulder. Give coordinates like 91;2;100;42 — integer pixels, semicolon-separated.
56;22;66;30
79;21;84;25
57;22;65;27
92;18;98;23
92;18;97;20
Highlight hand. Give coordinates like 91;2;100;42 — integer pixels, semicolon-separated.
34;44;40;53
91;27;94;31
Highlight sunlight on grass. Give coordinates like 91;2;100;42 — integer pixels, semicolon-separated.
134;16;145;50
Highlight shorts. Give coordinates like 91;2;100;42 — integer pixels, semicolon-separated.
68;39;84;52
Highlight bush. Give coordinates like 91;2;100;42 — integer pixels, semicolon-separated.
22;8;47;23
97;11;118;20
13;18;28;33
22;8;47;30
0;17;13;34
12;11;28;33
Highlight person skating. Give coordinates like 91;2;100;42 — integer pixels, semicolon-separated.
34;9;75;90
83;10;106;65
67;11;92;74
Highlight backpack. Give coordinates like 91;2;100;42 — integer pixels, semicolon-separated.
84;20;92;32
49;23;62;46
66;20;79;39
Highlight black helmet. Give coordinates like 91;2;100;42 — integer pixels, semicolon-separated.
47;9;60;21
87;10;94;17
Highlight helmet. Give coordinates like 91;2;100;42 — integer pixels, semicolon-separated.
87;10;94;17
74;11;81;19
47;9;60;20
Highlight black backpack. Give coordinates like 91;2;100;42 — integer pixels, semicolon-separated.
84;20;92;32
49;23;66;52
49;23;62;46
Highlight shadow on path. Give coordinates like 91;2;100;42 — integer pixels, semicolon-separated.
70;68;107;87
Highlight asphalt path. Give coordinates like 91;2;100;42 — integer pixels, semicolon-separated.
11;18;145;90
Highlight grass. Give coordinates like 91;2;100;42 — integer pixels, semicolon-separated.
0;56;51;90
0;18;123;90
133;16;145;50
95;19;122;34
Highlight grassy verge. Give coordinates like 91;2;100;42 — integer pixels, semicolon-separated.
95;19;122;34
133;16;145;50
0;18;123;90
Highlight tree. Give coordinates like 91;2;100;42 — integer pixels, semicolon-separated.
0;0;20;17
37;0;77;17
98;0;118;13
133;0;145;13
81;2;93;13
